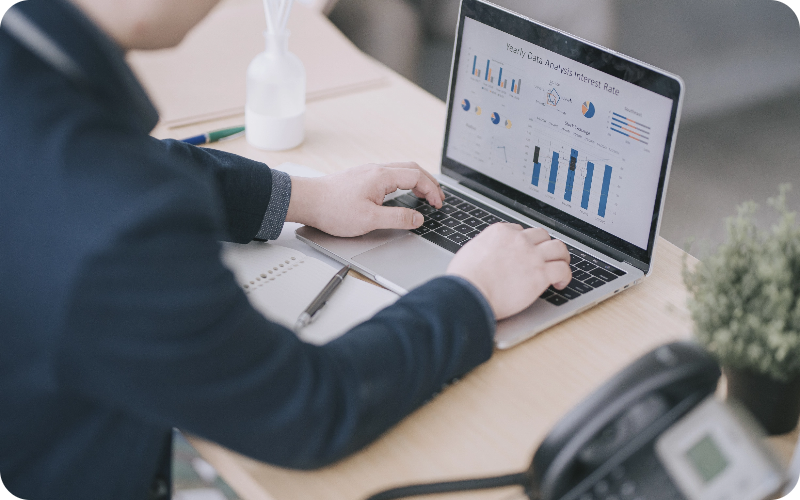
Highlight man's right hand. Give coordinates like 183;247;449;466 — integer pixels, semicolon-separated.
446;224;572;320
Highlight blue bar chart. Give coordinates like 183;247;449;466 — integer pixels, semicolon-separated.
598;165;613;217
531;146;541;186
581;162;594;210
564;149;578;202
547;152;560;194
469;54;521;93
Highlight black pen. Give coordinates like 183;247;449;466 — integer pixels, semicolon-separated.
294;266;350;330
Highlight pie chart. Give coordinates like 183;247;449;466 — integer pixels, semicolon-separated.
462;99;470;111
475;106;482;115
491;112;500;125
505;119;512;129
582;101;596;118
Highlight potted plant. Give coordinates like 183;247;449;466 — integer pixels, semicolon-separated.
684;184;800;435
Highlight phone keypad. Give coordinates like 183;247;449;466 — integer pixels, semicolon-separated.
576;465;641;500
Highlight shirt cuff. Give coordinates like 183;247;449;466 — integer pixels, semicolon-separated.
439;275;496;336
255;170;292;241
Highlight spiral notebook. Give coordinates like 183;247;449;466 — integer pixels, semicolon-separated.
220;241;399;345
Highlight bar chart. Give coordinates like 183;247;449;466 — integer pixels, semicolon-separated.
610;112;650;145
527;139;615;219
469;54;521;94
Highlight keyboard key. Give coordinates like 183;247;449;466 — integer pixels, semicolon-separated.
441;218;460;228
463;230;479;239
435;226;456;237
590;268;618;282
569;253;584;264
469;207;490;219
482;214;503;224
568;281;592;294
475;222;489;231
450;211;469;221
428;211;447;222
415;204;436;215
382;199;404;208
449;233;468;244
411;226;430;235
443;193;460;202
540;289;554;299
600;263;626;276
396;193;425;208
585;277;606;288
576;261;597;272
440;205;459;215
569;264;580;273
463;217;483;227
571;270;592;283
454;224;473;234
421;231;461;253
546;294;568;306
458;202;477;212
559;287;582;300
423;219;442;229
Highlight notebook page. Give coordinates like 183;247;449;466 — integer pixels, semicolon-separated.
220;241;398;345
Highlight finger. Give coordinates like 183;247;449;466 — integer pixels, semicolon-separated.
370;206;424;230
384;162;443;208
536;239;571;263
380;167;443;208
544;261;572;289
520;227;551;245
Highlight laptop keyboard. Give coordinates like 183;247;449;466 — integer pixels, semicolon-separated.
383;189;627;306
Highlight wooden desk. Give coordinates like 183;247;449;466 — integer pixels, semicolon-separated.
145;5;798;500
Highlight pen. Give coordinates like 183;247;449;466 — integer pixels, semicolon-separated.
180;125;245;145
295;266;350;331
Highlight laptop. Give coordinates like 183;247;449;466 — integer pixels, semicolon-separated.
297;0;684;349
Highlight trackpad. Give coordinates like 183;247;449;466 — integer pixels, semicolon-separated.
353;234;454;291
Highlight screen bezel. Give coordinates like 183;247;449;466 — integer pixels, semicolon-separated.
441;0;683;271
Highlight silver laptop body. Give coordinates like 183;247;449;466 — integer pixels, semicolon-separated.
298;0;684;349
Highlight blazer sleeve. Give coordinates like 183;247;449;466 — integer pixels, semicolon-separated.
58;129;496;469
160;138;279;243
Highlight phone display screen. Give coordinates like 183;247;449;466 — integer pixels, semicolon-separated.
685;434;730;483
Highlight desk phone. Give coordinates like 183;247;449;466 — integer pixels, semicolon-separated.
368;342;785;500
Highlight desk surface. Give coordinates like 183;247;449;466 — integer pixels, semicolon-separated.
147;4;799;500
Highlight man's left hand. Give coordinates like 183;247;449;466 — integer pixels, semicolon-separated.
285;162;445;237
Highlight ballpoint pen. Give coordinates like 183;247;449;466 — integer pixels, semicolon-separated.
180;125;245;146
294;266;350;331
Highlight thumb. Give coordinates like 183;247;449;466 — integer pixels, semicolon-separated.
371;206;424;230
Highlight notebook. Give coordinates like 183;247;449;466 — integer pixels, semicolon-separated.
220;241;398;345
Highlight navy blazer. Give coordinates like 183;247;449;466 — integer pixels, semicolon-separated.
0;1;495;499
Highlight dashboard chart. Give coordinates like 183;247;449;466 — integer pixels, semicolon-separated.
446;17;674;249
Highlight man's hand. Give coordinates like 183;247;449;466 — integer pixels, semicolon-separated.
446;224;572;320
286;162;444;237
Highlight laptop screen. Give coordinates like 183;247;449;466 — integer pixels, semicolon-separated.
441;0;683;270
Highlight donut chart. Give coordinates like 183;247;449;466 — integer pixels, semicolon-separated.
462;99;470;111
491;112;500;125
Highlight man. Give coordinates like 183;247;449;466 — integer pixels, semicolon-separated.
0;0;571;499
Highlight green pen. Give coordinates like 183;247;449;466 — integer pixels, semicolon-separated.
180;126;245;146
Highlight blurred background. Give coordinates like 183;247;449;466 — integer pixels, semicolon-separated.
325;0;800;253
